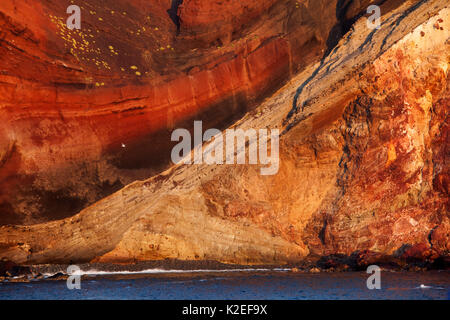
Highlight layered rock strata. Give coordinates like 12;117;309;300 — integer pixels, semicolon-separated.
0;0;447;266
0;0;388;225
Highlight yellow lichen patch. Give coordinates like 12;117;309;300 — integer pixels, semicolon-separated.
296;0;307;8
135;71;141;76
154;27;159;31
130;66;138;70
98;17;103;21
50;14;102;66
386;143;397;167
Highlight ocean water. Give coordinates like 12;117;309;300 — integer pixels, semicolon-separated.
0;270;448;300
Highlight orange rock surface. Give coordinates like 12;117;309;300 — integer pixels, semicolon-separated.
0;0;448;266
0;0;373;224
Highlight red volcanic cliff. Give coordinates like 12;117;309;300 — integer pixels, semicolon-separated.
0;0;447;267
0;0;380;225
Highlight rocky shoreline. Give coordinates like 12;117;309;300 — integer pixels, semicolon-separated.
2;251;449;283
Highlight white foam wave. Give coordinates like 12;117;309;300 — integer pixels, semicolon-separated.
414;284;445;290
66;267;291;276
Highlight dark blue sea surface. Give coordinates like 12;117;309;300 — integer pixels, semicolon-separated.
0;270;448;300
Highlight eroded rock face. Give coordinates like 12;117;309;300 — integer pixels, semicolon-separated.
0;0;385;225
0;1;448;266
